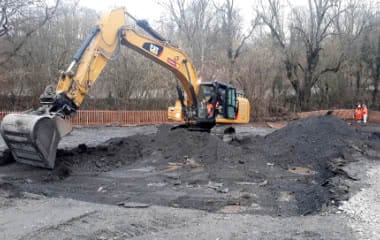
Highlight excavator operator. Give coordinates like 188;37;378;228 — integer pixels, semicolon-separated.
206;87;216;118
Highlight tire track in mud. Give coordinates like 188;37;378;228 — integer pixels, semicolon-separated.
21;208;201;240
18;211;98;240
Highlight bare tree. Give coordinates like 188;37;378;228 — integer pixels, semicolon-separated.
160;0;216;73
374;36;380;105
258;0;344;110
333;0;373;105
215;0;259;83
0;0;59;66
1;0;379;114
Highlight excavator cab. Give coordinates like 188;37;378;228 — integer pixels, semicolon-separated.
171;81;240;122
198;82;238;120
169;81;249;125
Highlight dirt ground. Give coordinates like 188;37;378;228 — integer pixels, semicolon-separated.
0;117;380;240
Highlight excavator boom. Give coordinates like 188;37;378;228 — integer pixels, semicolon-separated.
0;7;249;169
0;8;201;168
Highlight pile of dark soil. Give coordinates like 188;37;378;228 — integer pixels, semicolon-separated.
50;115;374;215
2;115;378;216
236;116;365;214
54;137;145;175
0;182;23;199
53;124;239;176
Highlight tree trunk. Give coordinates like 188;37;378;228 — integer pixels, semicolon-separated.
297;86;312;111
228;60;234;82
299;70;313;111
372;43;380;106
355;70;361;100
372;66;379;106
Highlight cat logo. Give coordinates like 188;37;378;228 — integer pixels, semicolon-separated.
142;43;163;57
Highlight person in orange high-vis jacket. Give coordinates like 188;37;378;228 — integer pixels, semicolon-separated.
362;103;368;124
354;104;363;123
207;103;214;117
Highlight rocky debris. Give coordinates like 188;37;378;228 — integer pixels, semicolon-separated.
340;164;380;239
0;182;26;208
0;149;14;166
0;182;23;199
117;202;150;208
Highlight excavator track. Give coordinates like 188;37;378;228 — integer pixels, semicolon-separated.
210;125;236;142
172;123;236;142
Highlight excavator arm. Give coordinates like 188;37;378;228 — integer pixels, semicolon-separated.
0;7;204;168
51;8;199;120
121;27;199;118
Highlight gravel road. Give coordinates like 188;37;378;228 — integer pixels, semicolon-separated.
0;196;354;240
341;163;380;239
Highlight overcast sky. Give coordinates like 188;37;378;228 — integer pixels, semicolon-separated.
77;0;309;30
78;0;162;20
78;0;266;28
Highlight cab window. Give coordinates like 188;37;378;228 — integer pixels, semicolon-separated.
226;87;237;119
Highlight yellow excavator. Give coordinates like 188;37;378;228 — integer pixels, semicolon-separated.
0;8;250;169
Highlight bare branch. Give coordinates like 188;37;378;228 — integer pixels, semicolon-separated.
0;0;60;66
313;53;344;85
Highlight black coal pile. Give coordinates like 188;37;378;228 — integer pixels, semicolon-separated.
53;135;147;175
153;125;242;166
23;115;378;215
53;124;241;178
265;115;358;166
237;115;366;214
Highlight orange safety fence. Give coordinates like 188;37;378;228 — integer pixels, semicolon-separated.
70;110;169;126
0;110;170;126
1;109;380;126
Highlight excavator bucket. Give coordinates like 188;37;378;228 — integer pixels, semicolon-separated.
0;113;72;169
